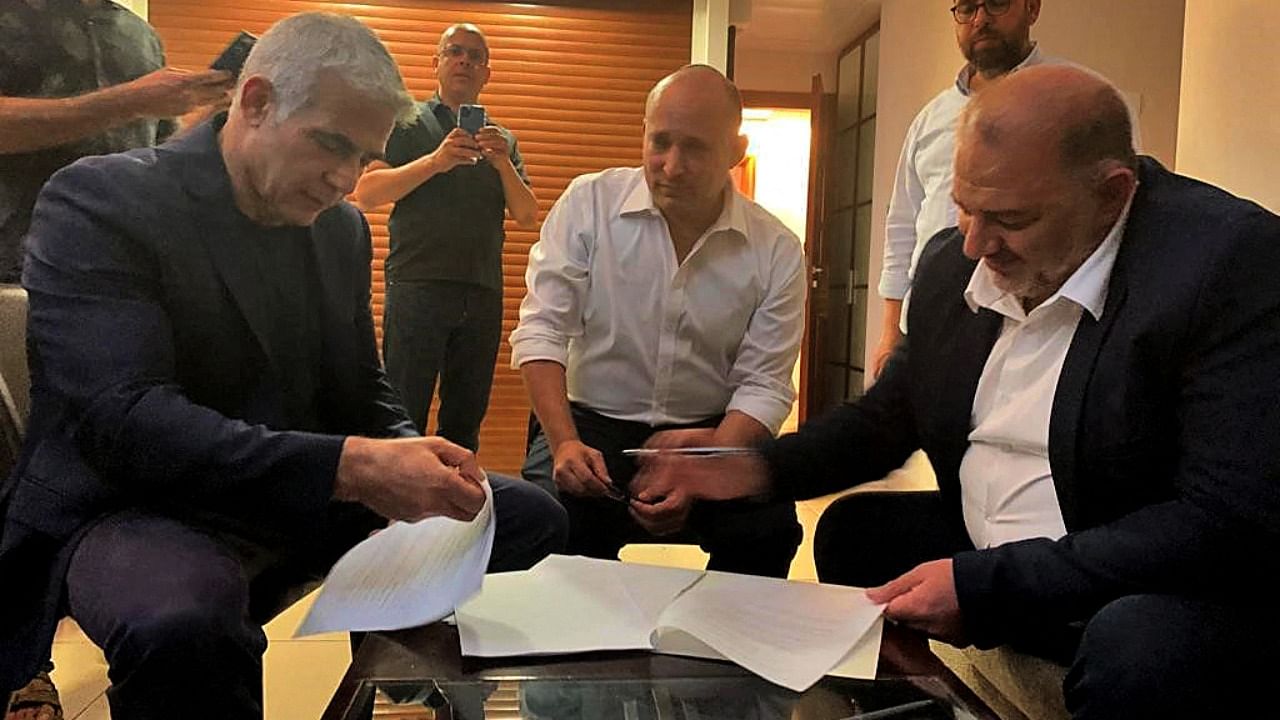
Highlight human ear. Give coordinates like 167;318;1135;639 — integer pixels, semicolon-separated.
237;76;273;127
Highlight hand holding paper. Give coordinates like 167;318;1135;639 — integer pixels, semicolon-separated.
333;436;486;522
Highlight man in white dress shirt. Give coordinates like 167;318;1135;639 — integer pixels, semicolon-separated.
872;0;1050;376
510;65;806;577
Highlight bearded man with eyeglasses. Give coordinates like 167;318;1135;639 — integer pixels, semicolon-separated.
355;23;538;452
872;0;1103;377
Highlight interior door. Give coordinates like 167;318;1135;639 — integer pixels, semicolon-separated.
809;25;880;416
800;74;834;424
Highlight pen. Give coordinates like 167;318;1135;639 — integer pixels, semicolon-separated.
838;698;942;720
621;446;760;458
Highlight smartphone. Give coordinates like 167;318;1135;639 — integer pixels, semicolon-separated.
210;31;257;78
458;104;487;135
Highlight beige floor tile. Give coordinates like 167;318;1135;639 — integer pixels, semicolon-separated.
48;641;108;720
788;533;819;583
796;502;822;525
52;617;88;644
67;691;109;720
264;590;348;643
263;639;352;720
618;543;710;570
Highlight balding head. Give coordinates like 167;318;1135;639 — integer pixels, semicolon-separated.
959;64;1137;179
645;65;743;139
642;65;748;229
951;65;1139;311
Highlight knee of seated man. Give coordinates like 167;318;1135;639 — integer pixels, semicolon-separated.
1066;594;1204;712
1076;595;1191;667
523;482;570;552
490;474;570;563
113;575;262;662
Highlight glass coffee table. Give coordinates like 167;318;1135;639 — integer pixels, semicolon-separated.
322;623;997;720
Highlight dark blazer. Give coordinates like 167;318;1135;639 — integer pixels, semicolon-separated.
766;158;1280;648
0;121;416;689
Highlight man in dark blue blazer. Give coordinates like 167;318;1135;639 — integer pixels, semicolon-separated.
634;65;1280;717
0;13;566;717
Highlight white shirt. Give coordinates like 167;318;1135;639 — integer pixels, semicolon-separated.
958;197;1132;549
880;45;1053;305
510;167;806;434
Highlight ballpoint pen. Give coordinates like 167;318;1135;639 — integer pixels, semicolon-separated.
621;446;761;458
837;698;943;720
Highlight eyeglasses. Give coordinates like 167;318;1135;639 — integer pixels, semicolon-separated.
951;0;1014;23
439;44;488;66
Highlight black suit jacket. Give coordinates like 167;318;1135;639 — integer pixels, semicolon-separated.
0;120;416;688
766;158;1280;647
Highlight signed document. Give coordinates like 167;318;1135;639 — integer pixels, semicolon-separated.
455;555;884;691
295;478;494;637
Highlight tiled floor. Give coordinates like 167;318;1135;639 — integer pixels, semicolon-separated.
43;453;936;719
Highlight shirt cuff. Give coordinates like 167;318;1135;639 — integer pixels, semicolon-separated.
726;387;794;436
509;334;569;370
878;273;910;300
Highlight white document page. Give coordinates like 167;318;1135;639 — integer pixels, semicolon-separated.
295;479;495;637
828;615;884;679
456;555;701;656
651;572;885;691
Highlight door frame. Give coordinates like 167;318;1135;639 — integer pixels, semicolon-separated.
740;87;834;425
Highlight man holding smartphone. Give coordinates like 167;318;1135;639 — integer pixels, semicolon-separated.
355;22;537;452
0;0;234;286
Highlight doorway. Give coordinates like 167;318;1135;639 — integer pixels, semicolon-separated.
737;106;813;432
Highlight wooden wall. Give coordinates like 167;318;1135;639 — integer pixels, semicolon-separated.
150;0;692;472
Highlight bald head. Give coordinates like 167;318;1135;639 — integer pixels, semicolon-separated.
645;64;743;137
952;65;1140;311
959;65;1136;178
641;65;748;228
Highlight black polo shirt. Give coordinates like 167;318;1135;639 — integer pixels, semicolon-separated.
383;96;528;291
0;0;172;282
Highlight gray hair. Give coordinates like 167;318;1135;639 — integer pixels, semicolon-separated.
439;23;489;60
239;12;417;125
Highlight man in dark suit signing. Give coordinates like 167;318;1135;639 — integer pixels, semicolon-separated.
0;12;567;718
634;65;1280;717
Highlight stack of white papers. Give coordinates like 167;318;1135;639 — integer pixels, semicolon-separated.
295;480;495;637
455;555;885;691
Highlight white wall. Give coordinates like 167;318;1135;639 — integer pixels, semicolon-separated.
1033;0;1184;166
116;0;147;18
735;49;838;94
863;0;1186;374
1176;0;1280;212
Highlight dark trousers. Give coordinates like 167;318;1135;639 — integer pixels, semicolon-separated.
382;280;502;451
815;490;1278;719
522;406;801;578
63;474;567;720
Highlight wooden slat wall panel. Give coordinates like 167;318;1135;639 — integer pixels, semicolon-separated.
150;0;691;473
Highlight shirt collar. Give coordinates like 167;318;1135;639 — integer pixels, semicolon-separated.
619;175;750;242
956;43;1042;97
426;94;454;123
964;188;1136;321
